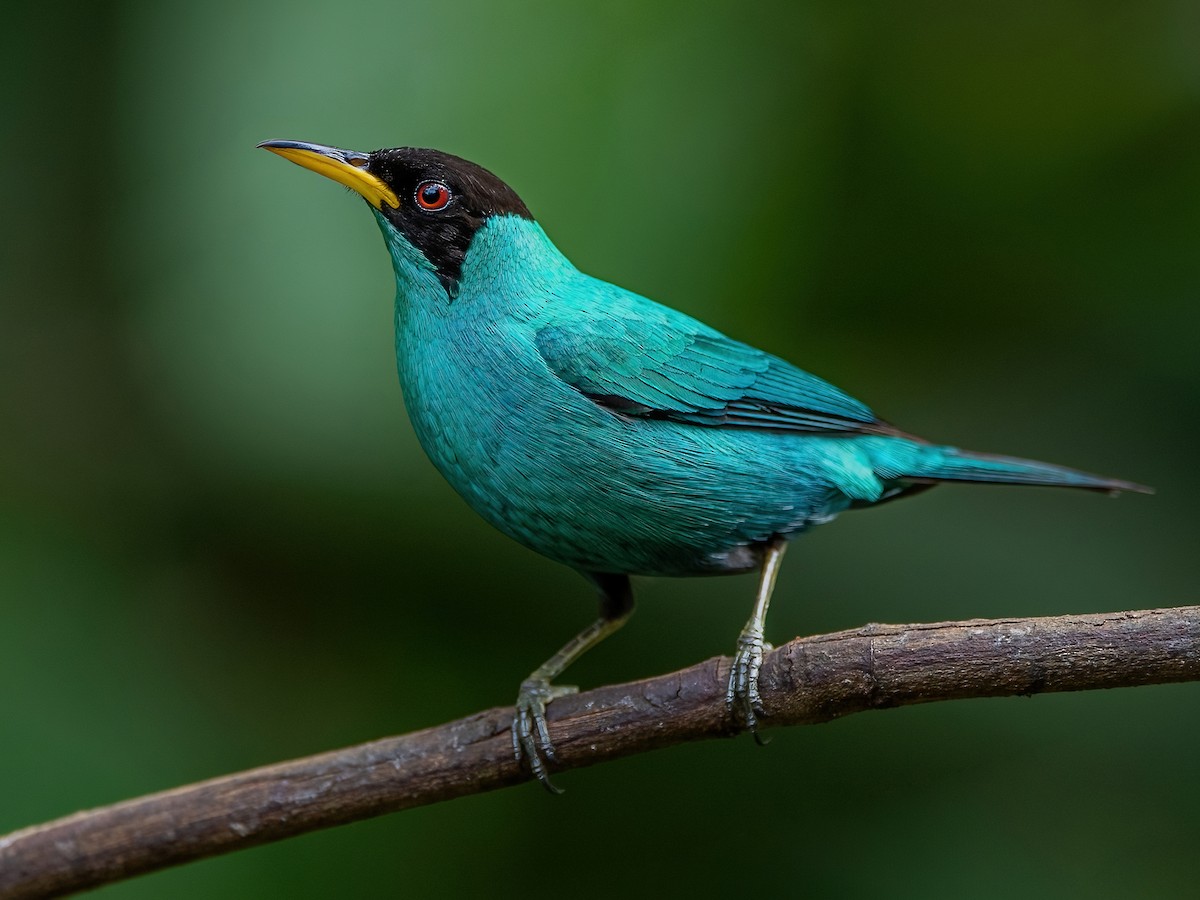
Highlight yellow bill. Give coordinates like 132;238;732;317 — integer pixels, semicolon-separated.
258;139;400;210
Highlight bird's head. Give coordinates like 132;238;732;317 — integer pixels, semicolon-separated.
258;140;535;298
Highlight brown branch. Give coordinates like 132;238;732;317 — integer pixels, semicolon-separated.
2;606;1197;899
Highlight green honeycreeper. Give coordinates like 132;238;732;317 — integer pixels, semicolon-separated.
259;139;1149;791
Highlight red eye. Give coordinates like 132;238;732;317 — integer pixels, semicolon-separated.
415;181;451;210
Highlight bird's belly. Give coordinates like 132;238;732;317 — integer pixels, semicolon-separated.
404;363;849;576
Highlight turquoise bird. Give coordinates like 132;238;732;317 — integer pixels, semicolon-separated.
259;139;1148;791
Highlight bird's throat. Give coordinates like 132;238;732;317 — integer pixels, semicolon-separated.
377;211;575;309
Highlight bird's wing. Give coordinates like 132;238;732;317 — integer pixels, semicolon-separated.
535;312;899;436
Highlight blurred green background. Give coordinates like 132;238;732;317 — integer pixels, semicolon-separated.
3;1;1198;897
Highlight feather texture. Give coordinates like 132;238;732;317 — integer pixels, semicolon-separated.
535;313;900;435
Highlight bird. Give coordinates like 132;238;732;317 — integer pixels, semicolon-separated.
258;138;1149;791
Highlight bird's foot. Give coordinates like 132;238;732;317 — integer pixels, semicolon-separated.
726;630;771;744
513;676;578;793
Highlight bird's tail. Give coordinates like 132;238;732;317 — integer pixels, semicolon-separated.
904;446;1152;495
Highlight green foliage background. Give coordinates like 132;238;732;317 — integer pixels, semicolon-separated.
3;2;1198;896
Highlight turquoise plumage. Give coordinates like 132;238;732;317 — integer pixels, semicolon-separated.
260;140;1148;791
390;214;1131;578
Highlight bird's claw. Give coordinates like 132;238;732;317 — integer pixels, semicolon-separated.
726;631;770;743
513;676;578;793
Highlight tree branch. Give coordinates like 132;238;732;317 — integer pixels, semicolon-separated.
2;606;1197;899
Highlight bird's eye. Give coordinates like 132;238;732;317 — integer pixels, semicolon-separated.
415;181;452;211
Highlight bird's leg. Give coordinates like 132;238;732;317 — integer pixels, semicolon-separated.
726;538;788;742
513;572;634;793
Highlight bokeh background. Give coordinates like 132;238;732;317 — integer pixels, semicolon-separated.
3;1;1198;897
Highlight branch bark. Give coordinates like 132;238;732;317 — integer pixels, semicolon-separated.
2;605;1197;899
